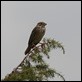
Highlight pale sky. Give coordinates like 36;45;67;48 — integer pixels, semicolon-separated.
1;1;81;81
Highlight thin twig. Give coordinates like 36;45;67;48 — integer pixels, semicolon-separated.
55;72;65;81
13;54;29;72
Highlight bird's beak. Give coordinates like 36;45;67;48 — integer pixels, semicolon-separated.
45;23;47;26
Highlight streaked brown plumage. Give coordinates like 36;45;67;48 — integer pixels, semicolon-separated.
25;22;47;55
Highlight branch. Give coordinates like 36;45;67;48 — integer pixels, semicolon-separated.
2;38;65;81
13;42;47;72
55;72;65;81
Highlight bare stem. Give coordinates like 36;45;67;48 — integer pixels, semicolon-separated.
55;72;65;81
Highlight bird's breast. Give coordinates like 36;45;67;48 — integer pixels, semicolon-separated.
39;27;46;33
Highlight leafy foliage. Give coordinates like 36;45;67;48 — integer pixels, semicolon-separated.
2;38;65;81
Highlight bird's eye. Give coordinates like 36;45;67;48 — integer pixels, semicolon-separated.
39;23;42;26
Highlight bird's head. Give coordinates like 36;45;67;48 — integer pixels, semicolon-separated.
37;22;47;27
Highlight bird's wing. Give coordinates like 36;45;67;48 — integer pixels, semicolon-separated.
28;26;38;45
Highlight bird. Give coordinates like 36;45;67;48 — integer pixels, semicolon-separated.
24;22;47;55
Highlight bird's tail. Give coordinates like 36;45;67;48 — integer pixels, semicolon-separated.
24;46;31;55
